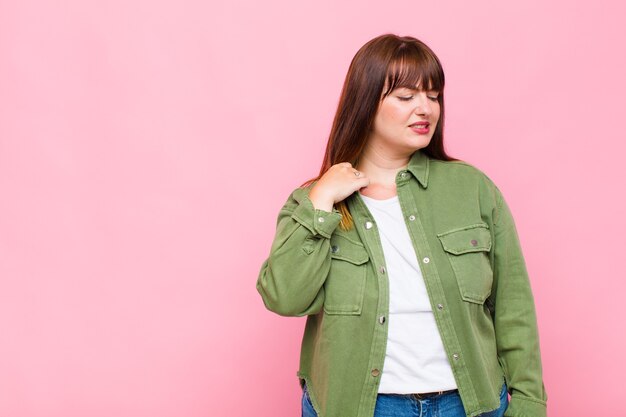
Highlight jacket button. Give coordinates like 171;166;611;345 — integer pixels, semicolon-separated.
437;303;444;310
317;216;325;223
379;266;386;274
452;353;459;360
331;245;338;253
470;239;478;246
379;315;386;324
423;257;430;263
408;215;416;221
371;369;380;377
365;221;373;229
401;172;408;179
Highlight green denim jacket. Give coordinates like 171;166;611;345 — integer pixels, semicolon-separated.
256;149;548;417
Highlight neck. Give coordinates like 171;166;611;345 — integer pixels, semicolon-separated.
356;146;411;186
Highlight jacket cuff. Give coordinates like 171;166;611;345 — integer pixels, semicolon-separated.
290;194;342;239
504;394;547;417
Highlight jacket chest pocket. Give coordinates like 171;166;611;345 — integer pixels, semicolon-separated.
436;223;493;304
323;234;370;315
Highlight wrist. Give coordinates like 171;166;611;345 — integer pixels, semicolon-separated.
309;187;334;212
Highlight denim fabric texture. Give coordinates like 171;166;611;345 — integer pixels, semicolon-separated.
258;149;547;417
302;380;509;417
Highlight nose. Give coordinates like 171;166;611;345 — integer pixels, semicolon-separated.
414;93;433;115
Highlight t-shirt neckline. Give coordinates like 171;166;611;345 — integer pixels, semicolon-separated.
358;191;399;207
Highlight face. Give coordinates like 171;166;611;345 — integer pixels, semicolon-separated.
368;84;441;155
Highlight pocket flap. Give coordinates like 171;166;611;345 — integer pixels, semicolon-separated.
330;235;369;265
437;223;492;255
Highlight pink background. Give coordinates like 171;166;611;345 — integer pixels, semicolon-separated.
1;0;625;416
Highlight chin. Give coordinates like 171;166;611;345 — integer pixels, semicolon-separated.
407;136;432;149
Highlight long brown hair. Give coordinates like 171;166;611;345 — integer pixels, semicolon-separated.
301;33;460;231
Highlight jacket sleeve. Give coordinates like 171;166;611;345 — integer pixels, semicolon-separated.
256;186;343;317
491;187;548;417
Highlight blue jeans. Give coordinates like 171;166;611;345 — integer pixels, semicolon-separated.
302;380;509;417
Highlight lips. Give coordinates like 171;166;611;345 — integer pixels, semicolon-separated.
409;122;430;135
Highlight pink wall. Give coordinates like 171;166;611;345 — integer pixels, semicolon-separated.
1;0;624;416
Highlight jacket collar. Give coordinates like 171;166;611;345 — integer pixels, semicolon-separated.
406;149;430;188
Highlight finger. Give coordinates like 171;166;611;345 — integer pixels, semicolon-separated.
355;177;370;189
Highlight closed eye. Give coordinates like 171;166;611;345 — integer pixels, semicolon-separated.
398;95;439;102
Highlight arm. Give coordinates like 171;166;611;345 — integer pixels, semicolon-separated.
256;186;343;317
490;188;548;417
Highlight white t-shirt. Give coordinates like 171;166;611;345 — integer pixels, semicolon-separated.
359;192;458;393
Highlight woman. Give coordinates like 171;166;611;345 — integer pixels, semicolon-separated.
256;34;548;417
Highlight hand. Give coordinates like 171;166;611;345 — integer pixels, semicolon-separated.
308;162;370;211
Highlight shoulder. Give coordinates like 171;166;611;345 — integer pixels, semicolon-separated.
429;157;505;207
430;158;499;188
430;157;486;178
